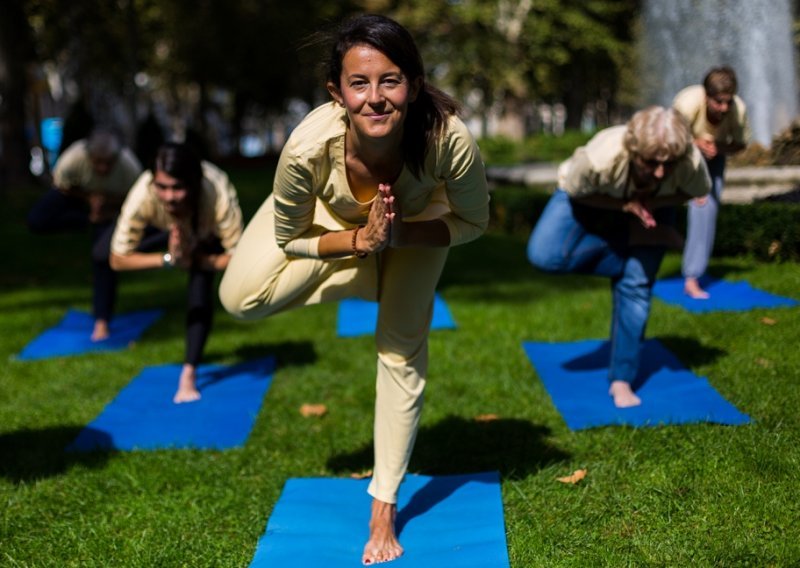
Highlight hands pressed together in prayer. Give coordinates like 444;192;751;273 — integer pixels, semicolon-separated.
355;183;404;254
168;223;197;269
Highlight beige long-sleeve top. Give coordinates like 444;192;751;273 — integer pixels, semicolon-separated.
53;140;142;196
111;161;243;256
558;126;711;200
673;85;750;147
272;102;490;259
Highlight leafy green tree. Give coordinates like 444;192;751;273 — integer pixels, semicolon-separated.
21;0;362;157
388;0;639;134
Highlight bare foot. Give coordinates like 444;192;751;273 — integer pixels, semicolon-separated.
684;277;710;300
173;364;201;403
362;498;403;565
609;380;641;408
91;319;110;342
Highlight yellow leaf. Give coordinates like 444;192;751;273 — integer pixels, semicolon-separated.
299;403;327;417
350;469;373;479
557;469;587;484
474;413;499;422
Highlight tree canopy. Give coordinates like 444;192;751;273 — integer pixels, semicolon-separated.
2;0;640;180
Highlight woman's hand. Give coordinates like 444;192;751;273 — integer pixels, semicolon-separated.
356;183;394;254
622;198;657;228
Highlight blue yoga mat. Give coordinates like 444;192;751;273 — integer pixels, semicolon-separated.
337;293;456;337
16;309;163;361
522;339;750;430
250;471;509;567
66;357;275;451
653;276;798;313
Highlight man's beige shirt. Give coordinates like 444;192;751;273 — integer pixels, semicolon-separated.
53;140;142;196
673;85;750;147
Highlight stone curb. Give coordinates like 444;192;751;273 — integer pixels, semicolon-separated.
485;164;800;204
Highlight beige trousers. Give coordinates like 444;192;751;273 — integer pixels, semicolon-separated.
219;193;450;504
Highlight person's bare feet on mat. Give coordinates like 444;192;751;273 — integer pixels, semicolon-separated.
91;319;110;342
609;380;641;408
362;498;403;565
684;277;710;299
173;364;201;403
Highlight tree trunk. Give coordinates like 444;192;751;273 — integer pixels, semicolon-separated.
0;0;36;191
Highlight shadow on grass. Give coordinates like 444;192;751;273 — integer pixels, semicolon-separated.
395;472;500;536
658;335;727;368
208;340;318;369
440;232;607;300
439;233;533;288
327;415;569;480
0;426;111;483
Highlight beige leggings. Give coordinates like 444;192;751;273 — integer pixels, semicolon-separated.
219;193;450;504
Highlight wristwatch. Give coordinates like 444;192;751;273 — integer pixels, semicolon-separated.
162;252;174;268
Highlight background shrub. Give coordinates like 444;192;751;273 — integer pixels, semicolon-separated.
489;185;800;262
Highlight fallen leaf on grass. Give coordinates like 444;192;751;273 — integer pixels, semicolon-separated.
299;403;327;417
768;240;781;257
350;470;373;479
557;469;587;484
474;413;499;422
755;358;772;368
760;317;777;326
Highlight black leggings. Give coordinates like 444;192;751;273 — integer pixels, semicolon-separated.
93;224;223;367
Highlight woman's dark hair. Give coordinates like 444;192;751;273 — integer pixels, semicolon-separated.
154;142;203;230
326;13;460;178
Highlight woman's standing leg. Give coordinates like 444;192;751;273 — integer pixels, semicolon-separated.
362;243;449;563
683;155;726;297
174;263;215;403
368;245;449;503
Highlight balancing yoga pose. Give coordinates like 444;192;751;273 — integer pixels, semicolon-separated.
27;129;142;342
97;142;243;403
673;66;750;299
527;106;711;408
218;14;489;565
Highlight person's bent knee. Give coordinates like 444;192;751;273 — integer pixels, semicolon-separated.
218;281;251;320
527;235;569;273
218;274;272;321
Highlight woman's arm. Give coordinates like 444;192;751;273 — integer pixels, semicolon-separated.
110;251;167;271
429;118;490;247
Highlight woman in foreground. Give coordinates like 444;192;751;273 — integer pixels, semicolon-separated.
219;14;489;565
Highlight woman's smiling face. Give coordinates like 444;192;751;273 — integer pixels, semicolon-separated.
328;44;421;142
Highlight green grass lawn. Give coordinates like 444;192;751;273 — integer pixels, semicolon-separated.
1;171;799;566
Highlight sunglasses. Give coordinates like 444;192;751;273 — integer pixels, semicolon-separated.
639;156;677;169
